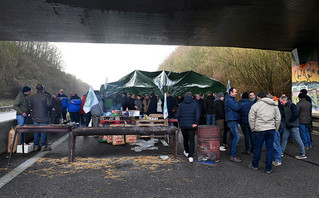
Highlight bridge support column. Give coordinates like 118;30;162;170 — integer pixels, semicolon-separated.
291;44;319;112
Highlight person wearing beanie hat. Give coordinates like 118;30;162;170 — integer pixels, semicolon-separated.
248;90;281;173
13;86;32;144
297;93;312;149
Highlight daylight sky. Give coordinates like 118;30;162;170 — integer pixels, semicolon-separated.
52;43;178;90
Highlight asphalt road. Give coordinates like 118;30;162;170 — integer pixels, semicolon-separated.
0;111;16;122
0;131;319;197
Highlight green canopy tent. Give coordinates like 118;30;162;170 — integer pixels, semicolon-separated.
100;70;226;98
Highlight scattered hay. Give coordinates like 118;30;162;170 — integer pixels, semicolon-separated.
29;155;180;180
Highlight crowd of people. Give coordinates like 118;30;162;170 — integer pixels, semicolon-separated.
13;84;314;174
177;87;313;174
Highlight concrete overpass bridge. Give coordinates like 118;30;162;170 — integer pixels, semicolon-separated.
0;0;318;102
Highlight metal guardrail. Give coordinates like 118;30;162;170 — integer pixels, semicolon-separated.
0;105;14;112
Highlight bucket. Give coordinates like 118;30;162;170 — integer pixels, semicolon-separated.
197;125;220;162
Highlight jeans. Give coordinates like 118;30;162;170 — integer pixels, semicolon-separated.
252;130;274;172
240;123;254;152
61;107;67;120
273;131;282;162
181;128;196;157
299;124;312;147
17;115;28;144
206;114;215;125
227;121;240;157
281;127;305;156
33;121;49;147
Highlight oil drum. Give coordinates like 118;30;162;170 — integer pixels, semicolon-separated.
197;125;220;162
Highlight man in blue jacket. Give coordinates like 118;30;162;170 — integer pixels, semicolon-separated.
225;87;242;163
177;92;200;163
57;89;68;123
239;92;254;154
67;91;82;125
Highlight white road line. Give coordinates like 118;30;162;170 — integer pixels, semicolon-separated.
0;134;68;189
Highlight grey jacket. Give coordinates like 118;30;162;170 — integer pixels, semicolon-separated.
297;98;312;124
248;98;281;132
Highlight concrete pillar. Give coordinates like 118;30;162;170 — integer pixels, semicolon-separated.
291;44;319;113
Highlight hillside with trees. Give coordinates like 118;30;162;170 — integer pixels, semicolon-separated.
0;41;89;100
158;46;292;97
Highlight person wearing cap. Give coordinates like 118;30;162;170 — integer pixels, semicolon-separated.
29;84;52;151
280;95;307;160
297;93;312;149
13;86;31;144
204;91;215;125
239;92;254;154
214;92;226;152
248;91;281;173
67;90;82;125
57;89;68;123
225;87;242;163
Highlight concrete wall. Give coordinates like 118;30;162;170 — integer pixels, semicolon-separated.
0;119;17;154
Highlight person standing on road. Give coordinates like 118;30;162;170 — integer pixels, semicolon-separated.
248;91;281;174
57;89;68;123
239;92;254;154
214;92;226;152
13;86;31;144
204;91;215;125
51;93;62;124
67;90;82;125
280;96;307;160
225;87;242;163
297;93;312;149
29;84;52;151
177;92;200;163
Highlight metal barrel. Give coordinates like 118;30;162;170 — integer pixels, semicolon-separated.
197;125;220;162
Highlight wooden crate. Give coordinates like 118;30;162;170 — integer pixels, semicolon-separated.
136;119;168;127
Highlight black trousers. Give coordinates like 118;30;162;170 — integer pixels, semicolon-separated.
182;128;196;157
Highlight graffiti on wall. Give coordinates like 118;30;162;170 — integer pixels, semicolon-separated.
292;61;319;112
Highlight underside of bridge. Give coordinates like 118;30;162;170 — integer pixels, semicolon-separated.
0;0;318;51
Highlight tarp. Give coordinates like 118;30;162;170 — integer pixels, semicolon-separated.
100;70;226;98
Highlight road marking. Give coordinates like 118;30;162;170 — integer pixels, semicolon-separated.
0;134;68;189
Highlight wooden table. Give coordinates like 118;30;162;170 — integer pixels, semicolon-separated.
70;126;178;162
7;125;72;167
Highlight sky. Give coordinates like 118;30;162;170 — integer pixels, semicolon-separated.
52;43;178;90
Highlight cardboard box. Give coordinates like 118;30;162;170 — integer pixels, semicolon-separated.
107;135;113;143
125;135;137;143
112;135;125;145
17;143;34;153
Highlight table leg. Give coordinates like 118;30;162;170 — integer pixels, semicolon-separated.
7;129;18;167
70;133;76;162
22;133;25;157
68;132;71;164
173;129;178;159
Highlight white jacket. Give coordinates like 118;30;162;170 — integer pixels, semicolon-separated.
248;98;281;132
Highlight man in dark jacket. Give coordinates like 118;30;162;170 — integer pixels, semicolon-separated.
29;84;52;151
280;96;306;159
51;93;62;124
57;89;68;123
300;89;313;143
177;92;200;163
214;92;226;152
205;91;215;125
147;92;158;115
225;87;242;163
167;92;178;119
297;93;312;149
195;94;205;124
239;92;254;154
13;86;31;144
